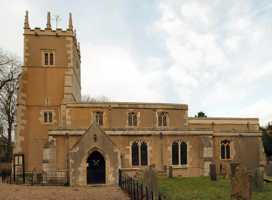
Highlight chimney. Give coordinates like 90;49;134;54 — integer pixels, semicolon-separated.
46;12;51;29
24;10;30;29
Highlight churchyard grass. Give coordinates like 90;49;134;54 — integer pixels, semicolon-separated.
158;176;272;200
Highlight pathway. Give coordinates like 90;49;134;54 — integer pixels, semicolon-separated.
0;184;129;200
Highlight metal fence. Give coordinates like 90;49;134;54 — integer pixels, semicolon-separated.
12;170;68;186
119;170;167;200
0;169;12;183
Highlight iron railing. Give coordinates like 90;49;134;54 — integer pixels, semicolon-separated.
119;169;167;200
11;170;68;185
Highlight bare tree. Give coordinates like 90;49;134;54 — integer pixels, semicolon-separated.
0;49;20;91
81;95;110;103
0;50;21;160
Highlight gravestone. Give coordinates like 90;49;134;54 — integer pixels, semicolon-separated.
231;165;252;200
32;169;37;185
209;163;217;181
168;166;173;178
143;165;158;198
220;163;227;178
230;162;240;177
252;167;264;192
266;162;272;176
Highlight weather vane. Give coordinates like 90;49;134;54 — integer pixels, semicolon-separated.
52;14;61;29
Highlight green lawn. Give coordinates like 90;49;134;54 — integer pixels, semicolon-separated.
158;176;272;200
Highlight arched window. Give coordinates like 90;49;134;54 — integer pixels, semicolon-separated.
131;141;148;166
180;142;187;165
141;142;148;166
158;112;168;127
172;142;179;165
221;140;231;160
172;141;187;165
128;112;137;126
131;142;139;165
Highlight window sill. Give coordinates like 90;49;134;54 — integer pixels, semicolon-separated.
157;126;168;128
126;126;138;129
42;65;55;67
43;122;53;125
121;167;146;171
220;158;232;161
170;165;188;169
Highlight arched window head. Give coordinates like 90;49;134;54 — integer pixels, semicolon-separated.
131;142;139;166
128;112;137;127
220;140;231;160
158;112;168;127
172;141;187;165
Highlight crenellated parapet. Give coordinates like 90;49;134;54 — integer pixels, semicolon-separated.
23;11;80;55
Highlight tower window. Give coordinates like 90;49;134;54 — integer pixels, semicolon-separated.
128;112;137;127
50;53;54;65
42;50;55;66
43;111;53;123
44;53;49;65
95;111;103;126
221;140;231;160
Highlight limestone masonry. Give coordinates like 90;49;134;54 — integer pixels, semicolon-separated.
14;11;265;185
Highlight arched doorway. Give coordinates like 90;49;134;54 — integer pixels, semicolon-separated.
86;151;105;184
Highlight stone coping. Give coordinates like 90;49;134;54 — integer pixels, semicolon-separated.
189;117;259;124
65;102;188;109
213;132;262;137
24;28;74;36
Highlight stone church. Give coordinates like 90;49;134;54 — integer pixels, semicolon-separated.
14;12;265;186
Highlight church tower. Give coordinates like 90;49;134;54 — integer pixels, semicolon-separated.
15;11;81;170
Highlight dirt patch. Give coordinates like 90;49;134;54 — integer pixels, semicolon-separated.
0;184;129;200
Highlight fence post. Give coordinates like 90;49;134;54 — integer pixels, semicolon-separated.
119;169;122;187
136;181;138;200
132;179;136;200
159;193;163;200
131;179;134;200
130;177;133;195
32;172;34;185
146;186;149;200
125;176;127;190
141;183;143;200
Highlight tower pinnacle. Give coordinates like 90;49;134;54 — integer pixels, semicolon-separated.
68;13;73;31
46;12;51;29
24;10;29;29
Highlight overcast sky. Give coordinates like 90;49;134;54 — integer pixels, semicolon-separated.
0;0;271;124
